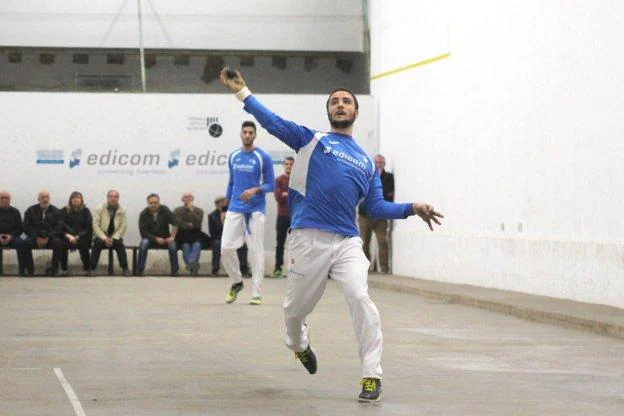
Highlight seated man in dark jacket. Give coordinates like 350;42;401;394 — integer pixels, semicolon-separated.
23;190;63;276
60;191;93;276
137;193;178;276
0;191;31;276
208;196;249;277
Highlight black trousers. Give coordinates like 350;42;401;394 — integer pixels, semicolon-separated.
275;215;291;270
23;235;62;273
90;238;128;271
211;239;249;273
61;238;91;271
2;237;31;274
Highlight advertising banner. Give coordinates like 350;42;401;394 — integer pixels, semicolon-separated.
0;92;377;246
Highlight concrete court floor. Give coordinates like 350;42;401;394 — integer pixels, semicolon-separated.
1;277;623;416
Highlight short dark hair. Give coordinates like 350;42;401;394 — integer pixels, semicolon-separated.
146;193;159;201
284;156;294;162
326;88;359;111
241;120;256;132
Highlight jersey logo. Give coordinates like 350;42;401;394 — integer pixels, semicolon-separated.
329;140;339;145
328;148;368;170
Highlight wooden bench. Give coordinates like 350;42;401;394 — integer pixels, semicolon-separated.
129;242;215;276
0;245;131;276
1;243;228;277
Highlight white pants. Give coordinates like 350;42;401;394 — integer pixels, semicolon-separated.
283;228;383;379
221;211;265;298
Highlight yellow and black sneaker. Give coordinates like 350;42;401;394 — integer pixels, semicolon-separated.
358;377;382;402
249;296;262;305
225;282;244;304
294;345;317;374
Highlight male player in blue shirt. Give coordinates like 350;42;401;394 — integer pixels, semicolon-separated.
223;121;275;306
220;68;443;402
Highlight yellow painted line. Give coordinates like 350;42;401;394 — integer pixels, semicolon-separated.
370;53;451;80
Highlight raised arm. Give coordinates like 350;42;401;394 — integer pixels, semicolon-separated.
219;68;315;152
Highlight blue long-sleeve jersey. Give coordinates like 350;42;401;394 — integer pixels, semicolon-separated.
242;95;414;237
226;147;275;214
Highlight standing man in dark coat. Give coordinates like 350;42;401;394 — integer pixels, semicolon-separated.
358;154;395;274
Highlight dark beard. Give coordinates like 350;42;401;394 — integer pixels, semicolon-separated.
328;113;355;129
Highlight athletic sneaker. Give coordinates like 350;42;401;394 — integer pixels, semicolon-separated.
225;282;244;303
358;378;382;402
272;269;282;278
294;345;317;374
249;296;262;305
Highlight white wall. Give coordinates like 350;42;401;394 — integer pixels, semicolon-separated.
0;92;377;266
369;0;624;308
1;0;364;52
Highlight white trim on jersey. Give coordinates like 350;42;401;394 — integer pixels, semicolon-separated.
290;132;326;196
253;150;264;183
229;149;242;166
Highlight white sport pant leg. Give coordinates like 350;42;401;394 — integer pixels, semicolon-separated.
330;235;383;379
246;212;265;298
283;229;332;352
221;211;246;285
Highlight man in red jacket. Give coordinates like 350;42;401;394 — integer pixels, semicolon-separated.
273;156;294;277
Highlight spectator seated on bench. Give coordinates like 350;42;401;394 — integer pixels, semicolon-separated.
23;190;63;276
60;191;93;276
0;191;32;276
137;193;178;277
173;193;204;277
89;190;130;276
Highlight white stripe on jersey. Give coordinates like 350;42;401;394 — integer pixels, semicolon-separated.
253;150;264;182
290;132;326;196
229;149;242;166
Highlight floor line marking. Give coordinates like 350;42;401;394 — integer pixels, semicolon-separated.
54;368;87;416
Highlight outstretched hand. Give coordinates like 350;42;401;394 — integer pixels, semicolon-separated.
219;67;247;93
413;203;444;231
